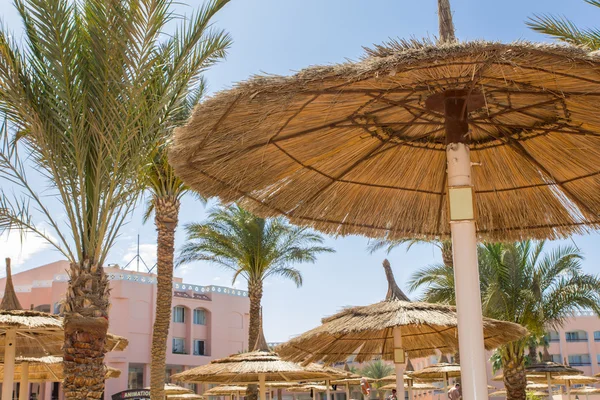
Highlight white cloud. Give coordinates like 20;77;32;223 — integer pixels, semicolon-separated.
121;243;157;272
0;230;54;272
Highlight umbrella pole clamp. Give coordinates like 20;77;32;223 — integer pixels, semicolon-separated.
426;89;489;400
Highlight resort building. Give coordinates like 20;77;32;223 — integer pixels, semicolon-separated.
0;260;250;400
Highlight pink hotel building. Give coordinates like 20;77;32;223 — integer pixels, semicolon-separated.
0;260;250;400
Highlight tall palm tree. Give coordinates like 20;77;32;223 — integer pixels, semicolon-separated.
409;241;600;400
177;205;334;352
143;82;221;400
527;0;600;50
360;360;394;400
0;0;230;398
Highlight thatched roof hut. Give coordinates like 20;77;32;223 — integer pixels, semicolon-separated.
276;260;526;363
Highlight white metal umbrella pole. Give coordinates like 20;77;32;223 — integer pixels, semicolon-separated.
18;361;29;400
393;327;406;400
259;375;267;400
442;93;489;400
2;328;17;400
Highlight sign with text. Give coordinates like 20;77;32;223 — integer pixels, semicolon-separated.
112;389;150;400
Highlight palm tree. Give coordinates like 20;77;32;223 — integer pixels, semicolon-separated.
177;205;334;352
409;241;600;400
527;1;600;50
143;83;223;399
360;360;394;400
0;0;230;398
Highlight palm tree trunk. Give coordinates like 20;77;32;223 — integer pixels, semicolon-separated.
502;342;527;400
63;260;110;399
247;281;263;351
528;339;538;365
150;196;180;400
441;241;453;268
246;281;263;400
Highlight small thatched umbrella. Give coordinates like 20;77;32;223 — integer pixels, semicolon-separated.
0;356;120;382
171;324;336;400
276;260;526;400
379;382;438;391
203;385;246;400
286;383;332;400
489;389;554;398
528;374;598;399
526;349;583;399
411;357;461;397
169;0;600;397
570;386;600;400
167;394;204;400
145;383;193;395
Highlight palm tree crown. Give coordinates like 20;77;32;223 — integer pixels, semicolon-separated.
527;0;600;50
177;205;334;348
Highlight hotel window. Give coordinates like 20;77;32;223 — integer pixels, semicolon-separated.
172;337;186;354
568;354;591;366
173;306;185;323
193;340;206;356
193;309;206;325
546;331;560;342
597;354;600;364
128;364;144;389
594;331;600;342
566;331;588;342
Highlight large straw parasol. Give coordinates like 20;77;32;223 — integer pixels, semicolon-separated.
171;322;338;400
169;0;600;397
276;260;526;400
0;258;128;400
0;356;121;382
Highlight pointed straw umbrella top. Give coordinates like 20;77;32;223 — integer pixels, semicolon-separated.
276;260;526;363
171;323;339;384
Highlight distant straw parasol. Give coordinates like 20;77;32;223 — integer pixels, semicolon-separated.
570;386;600;400
202;385;247;396
526;349;583;399
379;383;438;391
169;0;600;397
145;383;193;395
171;321;339;400
411;356;461;396
0;356;120;382
167;394;204;400
276;260;526;400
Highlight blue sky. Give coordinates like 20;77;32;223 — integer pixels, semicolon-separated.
1;0;600;342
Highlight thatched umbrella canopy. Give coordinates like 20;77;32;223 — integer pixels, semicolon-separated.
526;351;584;400
144;383;193;395
489;389;553;398
528;374;599;385
411;360;461;396
571;386;600;400
0;356;120;382
171;324;337;400
169;0;600;396
203;385;247;396
276;260;526;400
286;384;331;392
379;383;438;391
